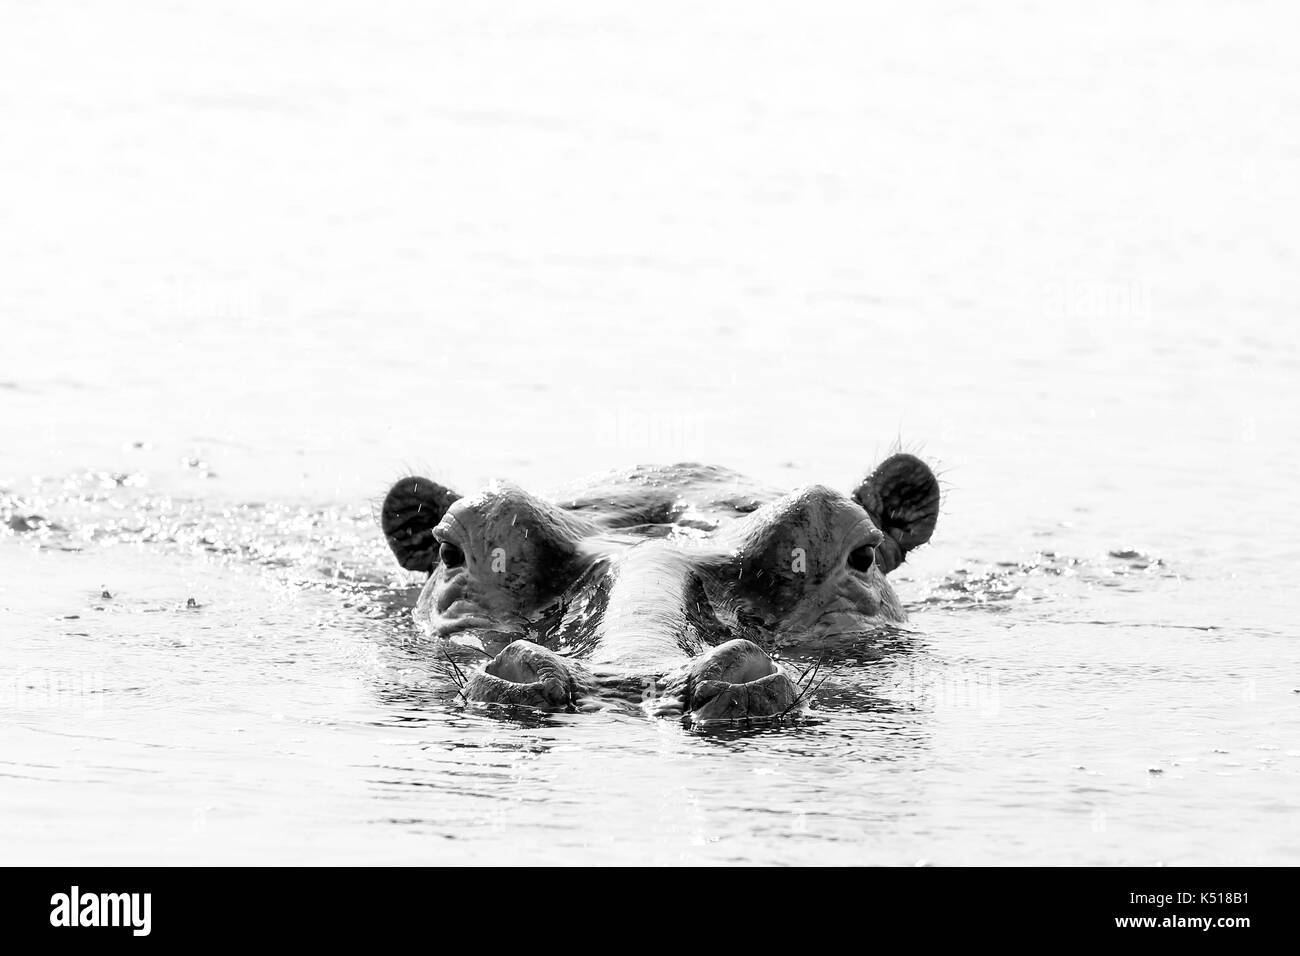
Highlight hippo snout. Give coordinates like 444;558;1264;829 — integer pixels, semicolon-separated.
465;640;577;710
684;639;802;723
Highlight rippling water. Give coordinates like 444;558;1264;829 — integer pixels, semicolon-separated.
2;0;1298;864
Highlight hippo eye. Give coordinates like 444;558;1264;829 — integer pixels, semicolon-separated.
847;544;876;573
438;542;466;568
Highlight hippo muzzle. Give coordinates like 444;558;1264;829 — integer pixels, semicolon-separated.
675;639;802;723
464;640;581;709
466;636;804;723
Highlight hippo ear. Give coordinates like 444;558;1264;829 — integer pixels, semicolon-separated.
382;476;460;574
852;454;939;574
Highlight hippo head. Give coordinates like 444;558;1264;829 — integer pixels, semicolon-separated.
383;478;599;646
382;456;938;722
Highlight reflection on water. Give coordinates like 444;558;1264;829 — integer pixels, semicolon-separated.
3;0;1299;864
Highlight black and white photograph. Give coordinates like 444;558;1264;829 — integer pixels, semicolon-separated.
0;0;1294;915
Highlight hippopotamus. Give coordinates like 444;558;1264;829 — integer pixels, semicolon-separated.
381;455;938;723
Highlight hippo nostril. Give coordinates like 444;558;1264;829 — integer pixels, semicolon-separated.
465;640;580;710
439;542;465;567
689;679;726;709
847;544;875;573
681;639;804;722
465;670;571;709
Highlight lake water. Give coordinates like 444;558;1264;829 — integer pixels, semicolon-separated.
2;0;1297;865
